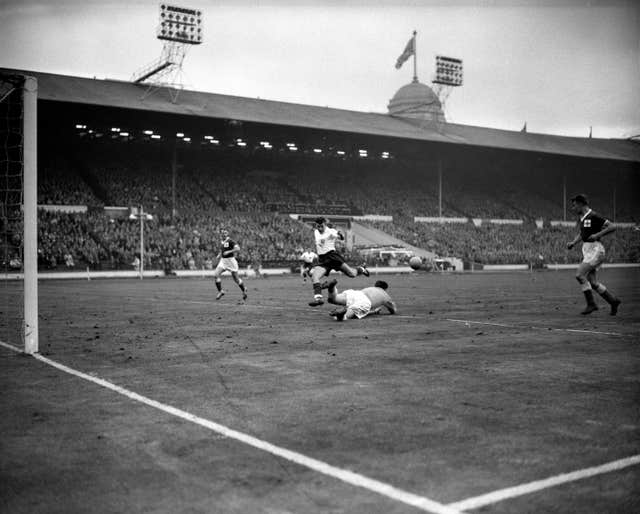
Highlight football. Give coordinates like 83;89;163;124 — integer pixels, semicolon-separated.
409;256;422;270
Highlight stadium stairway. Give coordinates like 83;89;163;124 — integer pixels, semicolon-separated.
350;221;435;259
74;158;112;205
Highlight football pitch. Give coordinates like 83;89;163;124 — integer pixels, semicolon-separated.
1;269;639;513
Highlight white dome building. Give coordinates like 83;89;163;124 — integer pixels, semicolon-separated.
387;79;445;123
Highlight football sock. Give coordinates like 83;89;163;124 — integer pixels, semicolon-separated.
598;289;620;315
215;280;222;292
581;290;598;314
583;289;596;305
595;286;614;303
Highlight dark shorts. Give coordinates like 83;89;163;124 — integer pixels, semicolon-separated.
318;250;347;272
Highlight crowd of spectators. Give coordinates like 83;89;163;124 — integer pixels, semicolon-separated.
21;138;639;271
38;164;101;206
37;211;104;268
33;209;313;272
32;207;638;271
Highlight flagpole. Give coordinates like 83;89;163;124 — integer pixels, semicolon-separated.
412;30;417;82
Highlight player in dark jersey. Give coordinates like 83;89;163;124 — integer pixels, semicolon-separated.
566;194;620;315
212;229;248;301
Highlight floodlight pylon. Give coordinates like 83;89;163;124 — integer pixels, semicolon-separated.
432;83;454;108
131;4;203;103
431;55;463;131
133;42;190;102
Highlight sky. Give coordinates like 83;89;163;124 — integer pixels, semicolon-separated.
1;0;639;138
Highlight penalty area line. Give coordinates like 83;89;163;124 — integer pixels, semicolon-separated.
0;340;461;514
447;454;640;511
446;318;624;337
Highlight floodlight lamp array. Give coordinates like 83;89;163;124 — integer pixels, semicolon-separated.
72;124;394;159
158;4;203;44
433;56;463;87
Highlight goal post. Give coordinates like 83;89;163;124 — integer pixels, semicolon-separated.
23;76;38;354
0;73;38;354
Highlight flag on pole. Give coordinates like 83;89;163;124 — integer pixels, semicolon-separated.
395;35;415;69
521;122;527;133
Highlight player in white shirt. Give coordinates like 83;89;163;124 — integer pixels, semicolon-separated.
299;248;318;282
308;217;369;306
321;278;397;321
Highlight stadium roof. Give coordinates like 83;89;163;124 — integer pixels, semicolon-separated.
3;68;640;162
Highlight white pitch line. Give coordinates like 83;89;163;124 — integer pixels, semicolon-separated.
447;454;640;511
0;340;460;514
562;328;623;336
446;319;624;337
447;319;512;328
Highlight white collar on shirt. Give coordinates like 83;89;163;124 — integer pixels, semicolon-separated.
580;208;592;223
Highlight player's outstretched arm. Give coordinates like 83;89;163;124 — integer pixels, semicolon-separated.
385;300;398;314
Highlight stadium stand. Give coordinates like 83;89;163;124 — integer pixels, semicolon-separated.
24;131;639;271
30;156;639;270
3;68;637;272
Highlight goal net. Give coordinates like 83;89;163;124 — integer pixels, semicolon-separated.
1;73;38;354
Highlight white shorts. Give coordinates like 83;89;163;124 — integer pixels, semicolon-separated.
215;257;239;274
582;241;605;268
344;290;372;319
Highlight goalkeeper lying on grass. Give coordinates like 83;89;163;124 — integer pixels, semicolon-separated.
320;278;397;321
